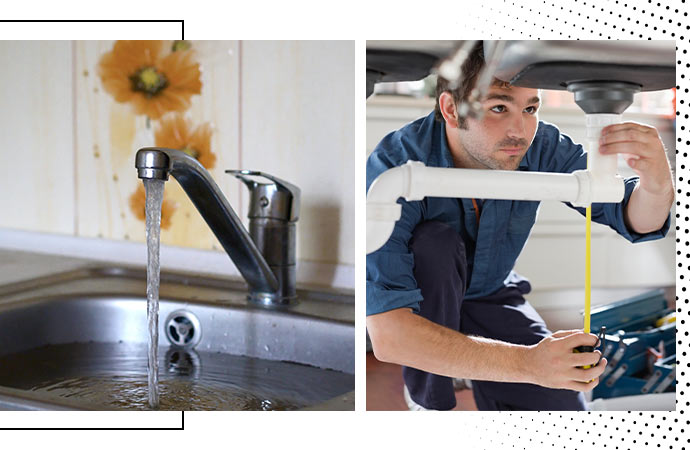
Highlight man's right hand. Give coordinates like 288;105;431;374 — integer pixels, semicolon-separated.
525;329;607;392
368;309;608;393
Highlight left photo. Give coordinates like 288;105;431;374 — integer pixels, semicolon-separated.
0;40;354;410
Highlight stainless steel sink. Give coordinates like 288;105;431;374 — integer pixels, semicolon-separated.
0;266;354;410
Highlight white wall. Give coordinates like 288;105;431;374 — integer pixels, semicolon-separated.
0;41;75;234
240;41;355;266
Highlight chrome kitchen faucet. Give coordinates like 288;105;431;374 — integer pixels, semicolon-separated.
135;147;300;307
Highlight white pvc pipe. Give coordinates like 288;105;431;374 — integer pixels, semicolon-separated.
406;164;580;202
366;165;407;255
366;160;625;254
586;114;621;179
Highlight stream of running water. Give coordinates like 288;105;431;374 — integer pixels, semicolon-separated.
144;178;165;408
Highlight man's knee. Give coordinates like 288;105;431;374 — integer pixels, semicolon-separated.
472;381;587;411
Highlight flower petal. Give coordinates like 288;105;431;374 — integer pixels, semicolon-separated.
98;41;168;111
198;150;217;170
159;50;203;95
145;92;190;119
189;122;216;169
129;181;177;229
128;184;146;221
189;122;212;152
161;197;177;230
155;113;192;149
112;40;164;69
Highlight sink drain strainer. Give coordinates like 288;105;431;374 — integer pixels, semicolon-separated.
165;347;201;377
165;310;202;349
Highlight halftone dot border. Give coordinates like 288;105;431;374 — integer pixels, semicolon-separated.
457;1;684;449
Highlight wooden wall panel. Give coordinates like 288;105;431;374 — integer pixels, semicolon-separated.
74;40;135;242
0;41;75;234
240;41;355;265
75;41;241;251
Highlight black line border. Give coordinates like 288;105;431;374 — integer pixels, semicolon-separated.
0;19;185;430
0;411;185;431
0;19;184;39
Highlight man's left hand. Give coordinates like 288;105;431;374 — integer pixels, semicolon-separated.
599;122;674;197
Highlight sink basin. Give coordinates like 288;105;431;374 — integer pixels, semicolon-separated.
0;266;354;410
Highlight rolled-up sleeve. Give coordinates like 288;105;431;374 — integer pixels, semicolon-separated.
571;176;671;243
366;141;425;316
366;198;425;315
536;122;671;243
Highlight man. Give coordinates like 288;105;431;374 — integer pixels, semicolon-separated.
366;42;673;411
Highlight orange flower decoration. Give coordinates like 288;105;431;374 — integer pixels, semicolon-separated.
98;40;202;120
155;113;216;169
129;183;177;230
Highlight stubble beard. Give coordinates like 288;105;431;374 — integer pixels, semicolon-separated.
463;146;525;171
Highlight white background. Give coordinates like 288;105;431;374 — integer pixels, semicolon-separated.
0;0;686;449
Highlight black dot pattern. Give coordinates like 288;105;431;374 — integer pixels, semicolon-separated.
460;0;684;448
466;0;685;40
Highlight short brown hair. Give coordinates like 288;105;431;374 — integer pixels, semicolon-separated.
434;42;509;127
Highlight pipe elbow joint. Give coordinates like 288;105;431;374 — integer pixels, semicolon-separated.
366;162;426;254
572;170;625;207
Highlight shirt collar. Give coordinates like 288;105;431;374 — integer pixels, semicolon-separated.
518;152;530;170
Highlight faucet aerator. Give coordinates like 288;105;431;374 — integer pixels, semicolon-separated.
135;148;172;180
137;168;170;180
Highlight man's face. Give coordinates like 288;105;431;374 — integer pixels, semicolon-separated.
453;85;540;170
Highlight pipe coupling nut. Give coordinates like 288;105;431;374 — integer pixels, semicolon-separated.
403;160;427;201
572;170;592;207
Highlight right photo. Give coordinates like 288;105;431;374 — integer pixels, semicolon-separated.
365;40;676;411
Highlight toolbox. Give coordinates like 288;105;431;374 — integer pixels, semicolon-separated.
588;289;676;400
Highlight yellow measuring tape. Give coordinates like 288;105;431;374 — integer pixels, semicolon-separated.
575;205;594;371
574;154;595;372
585;205;591;334
584;139;593;335
573;150;594;369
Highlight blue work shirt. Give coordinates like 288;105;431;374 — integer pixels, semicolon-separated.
366;112;671;316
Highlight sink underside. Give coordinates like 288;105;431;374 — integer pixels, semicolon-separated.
0;266;354;410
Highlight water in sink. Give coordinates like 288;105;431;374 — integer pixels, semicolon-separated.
144;178;165;408
0;342;353;410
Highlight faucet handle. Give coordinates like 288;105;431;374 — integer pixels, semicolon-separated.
226;170;301;222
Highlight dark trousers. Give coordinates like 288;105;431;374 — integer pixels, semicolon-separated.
402;221;586;411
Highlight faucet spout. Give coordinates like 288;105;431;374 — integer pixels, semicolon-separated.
135;147;280;299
